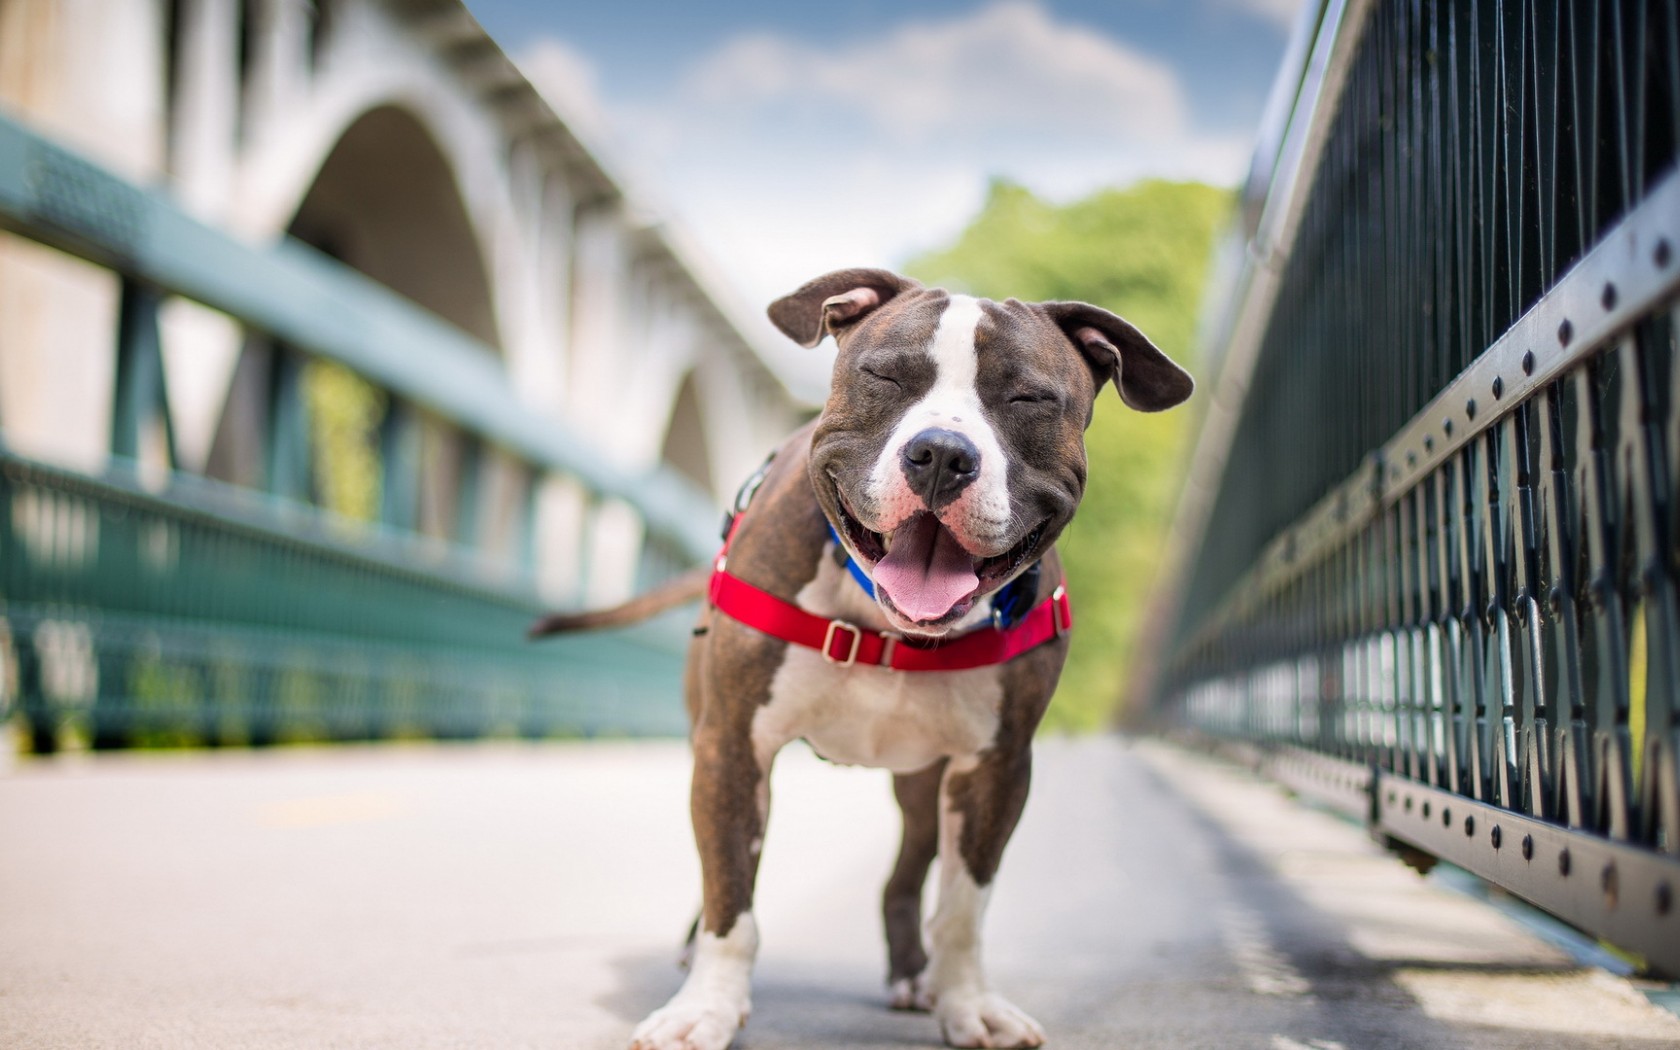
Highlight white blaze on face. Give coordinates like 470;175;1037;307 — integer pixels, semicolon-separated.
865;295;1013;550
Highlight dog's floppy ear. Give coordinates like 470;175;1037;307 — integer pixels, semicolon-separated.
1041;301;1194;412
768;268;920;348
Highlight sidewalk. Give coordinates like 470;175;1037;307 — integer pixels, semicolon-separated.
2;735;1676;1048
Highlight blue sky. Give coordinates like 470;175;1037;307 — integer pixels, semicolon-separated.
463;0;1302;348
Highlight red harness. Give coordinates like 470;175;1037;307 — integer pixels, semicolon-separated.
706;530;1072;672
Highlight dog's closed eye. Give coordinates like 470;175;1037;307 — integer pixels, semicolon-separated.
862;366;903;391
1008;387;1059;406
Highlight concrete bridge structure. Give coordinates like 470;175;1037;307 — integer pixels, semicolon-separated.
0;0;805;611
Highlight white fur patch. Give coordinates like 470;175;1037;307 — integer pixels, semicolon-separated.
751;547;1003;774
925;763;1046;1048
865;295;1014;553
630;912;759;1050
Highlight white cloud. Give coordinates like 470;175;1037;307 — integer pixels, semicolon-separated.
685;1;1187;143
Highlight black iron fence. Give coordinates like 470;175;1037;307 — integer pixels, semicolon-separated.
1156;0;1680;975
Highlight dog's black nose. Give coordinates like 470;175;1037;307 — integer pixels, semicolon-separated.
901;428;981;508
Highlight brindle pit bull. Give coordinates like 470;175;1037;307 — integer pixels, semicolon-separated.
530;267;1192;1049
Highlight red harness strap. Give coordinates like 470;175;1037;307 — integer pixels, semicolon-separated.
707;553;1072;672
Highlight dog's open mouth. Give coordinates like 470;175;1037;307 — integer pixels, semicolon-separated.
835;498;1045;626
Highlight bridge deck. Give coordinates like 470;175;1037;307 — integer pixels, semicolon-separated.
2;736;1676;1049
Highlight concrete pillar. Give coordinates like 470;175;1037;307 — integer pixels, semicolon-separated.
531;169;576;412
0;0;166;472
244;0;311;151
173;0;239;217
564;203;629;449
534;474;589;604
0;0;166;179
495;138;556;411
156;0;246;477
584;497;644;607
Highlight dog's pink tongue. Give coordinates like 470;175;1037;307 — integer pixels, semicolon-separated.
875;514;978;622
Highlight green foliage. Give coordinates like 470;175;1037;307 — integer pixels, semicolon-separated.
304;360;387;523
906;178;1230;733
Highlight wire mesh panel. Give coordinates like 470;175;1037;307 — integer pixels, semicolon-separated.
1161;0;1680;975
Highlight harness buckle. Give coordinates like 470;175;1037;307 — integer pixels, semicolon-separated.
879;631;901;670
823;620;863;666
1051;585;1071;637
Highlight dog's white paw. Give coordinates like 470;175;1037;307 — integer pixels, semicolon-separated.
935;990;1045;1049
888;973;934;1012
628;996;749;1050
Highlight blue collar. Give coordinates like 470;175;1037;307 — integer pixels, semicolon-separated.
826;522;1040;629
827;522;879;595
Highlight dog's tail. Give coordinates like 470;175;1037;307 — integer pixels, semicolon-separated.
526;566;710;638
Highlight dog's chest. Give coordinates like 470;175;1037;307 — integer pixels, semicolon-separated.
747;548;1005;773
757;652;1004;773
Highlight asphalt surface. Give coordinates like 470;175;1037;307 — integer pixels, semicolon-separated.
2;734;1677;1049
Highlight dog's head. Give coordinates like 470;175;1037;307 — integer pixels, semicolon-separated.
770;267;1193;638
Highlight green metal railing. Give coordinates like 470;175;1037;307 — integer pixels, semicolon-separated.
1156;0;1680;976
0;109;713;749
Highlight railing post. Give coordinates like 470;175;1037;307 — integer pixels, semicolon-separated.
516;470;539;573
89;641;131;751
454;434;483;550
15;628;53;755
379;400;420;531
111;279;175;468
249;663;281;748
97;278;177;749
266;347;310;502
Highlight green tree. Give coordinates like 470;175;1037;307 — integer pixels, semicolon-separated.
906;178;1229;732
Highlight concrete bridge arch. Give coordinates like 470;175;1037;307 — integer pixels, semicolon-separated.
0;0;810;603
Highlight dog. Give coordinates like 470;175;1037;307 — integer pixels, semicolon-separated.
531;267;1193;1049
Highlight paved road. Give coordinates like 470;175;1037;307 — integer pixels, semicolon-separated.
2;734;1677;1049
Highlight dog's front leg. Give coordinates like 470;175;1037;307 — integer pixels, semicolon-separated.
925;748;1045;1049
630;724;773;1050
